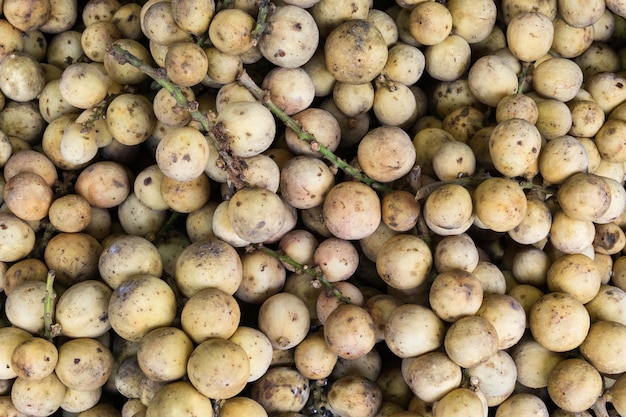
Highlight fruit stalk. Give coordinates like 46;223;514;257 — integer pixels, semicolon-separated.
106;44;248;189
591;395;610;417
42;270;59;341
80;86;133;133
252;244;352;304
237;70;393;193
251;0;274;44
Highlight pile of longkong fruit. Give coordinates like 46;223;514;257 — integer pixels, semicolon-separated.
5;0;626;416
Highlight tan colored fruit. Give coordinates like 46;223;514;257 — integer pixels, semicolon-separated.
55;338;113;391
181;288;240;343
187;338;250;400
258;5;319;68
323;304;376;360
473;177;527;232
145;381;214;417
324;19;388;84
444;315;499;368
251;366;310;414
529;291;590;352
547;358;603;413
357;126;416;183
327;375;383;417
258;292;310;350
376;234;432;290
323;181;381;240
403;352;462;403
108;274;177;341
506;12;554;62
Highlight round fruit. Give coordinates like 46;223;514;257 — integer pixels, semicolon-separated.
324;19;388;84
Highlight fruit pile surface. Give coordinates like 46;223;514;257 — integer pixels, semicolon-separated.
2;0;626;416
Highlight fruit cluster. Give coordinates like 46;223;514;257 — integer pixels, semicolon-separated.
1;0;626;416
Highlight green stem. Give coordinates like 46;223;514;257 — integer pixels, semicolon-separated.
32;221;57;260
252;244;352;304
217;0;233;10
165;273;186;315
195;32;209;48
80;86;133;133
43;270;59;341
106;44;247;189
251;0;273;44
148;211;182;244
237;70;393;193
417;214;432;248
517;62;532;95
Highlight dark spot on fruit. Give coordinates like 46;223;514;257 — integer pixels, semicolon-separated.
74;358;81;364
143;177;152;186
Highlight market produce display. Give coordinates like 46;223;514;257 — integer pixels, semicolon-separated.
2;0;626;416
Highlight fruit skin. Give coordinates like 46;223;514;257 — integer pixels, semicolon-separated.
324;19;388;84
547;358;603;413
258;292;310;351
251;366;310;414
187;338;250;400
327;374;383;417
145;381;215;417
107;274;177;342
529;292;591;352
258;5;319;68
323;181;381;241
473;177;527;233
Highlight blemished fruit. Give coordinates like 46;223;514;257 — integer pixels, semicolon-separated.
1;0;626;416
